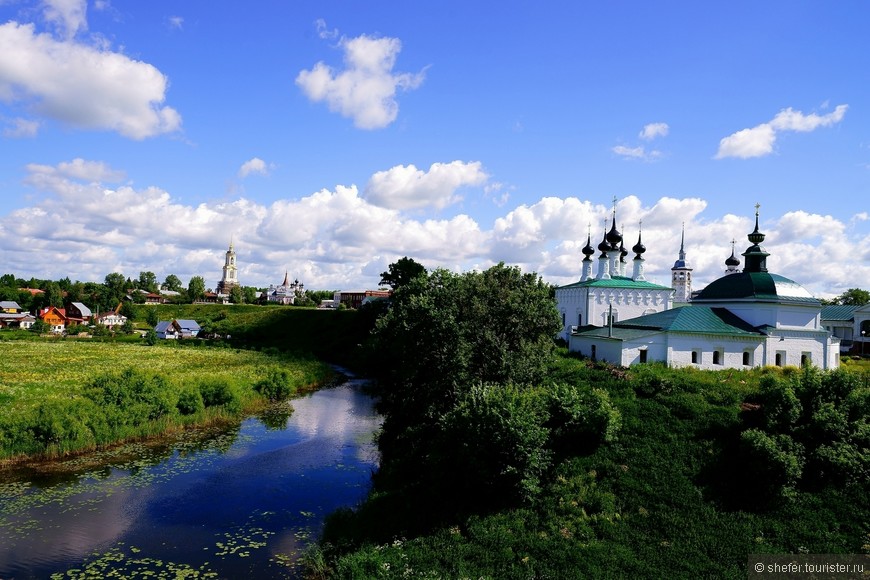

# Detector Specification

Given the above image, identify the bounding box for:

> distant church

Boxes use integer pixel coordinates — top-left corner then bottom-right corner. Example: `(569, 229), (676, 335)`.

(216, 240), (240, 296)
(557, 204), (840, 370)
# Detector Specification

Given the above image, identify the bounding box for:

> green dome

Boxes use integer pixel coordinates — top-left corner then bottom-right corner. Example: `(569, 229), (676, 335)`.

(694, 272), (818, 304)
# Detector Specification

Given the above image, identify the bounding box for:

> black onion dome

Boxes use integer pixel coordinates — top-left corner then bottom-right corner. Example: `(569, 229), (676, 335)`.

(582, 233), (595, 258)
(725, 247), (740, 267)
(619, 239), (628, 261)
(632, 232), (646, 256)
(605, 219), (622, 247)
(597, 227), (610, 254)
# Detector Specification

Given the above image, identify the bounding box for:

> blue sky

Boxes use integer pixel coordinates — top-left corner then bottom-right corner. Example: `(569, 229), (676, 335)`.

(1, 1), (868, 298)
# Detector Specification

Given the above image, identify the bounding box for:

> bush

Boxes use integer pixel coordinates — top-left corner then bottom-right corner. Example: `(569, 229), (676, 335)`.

(253, 368), (294, 401)
(86, 368), (176, 427)
(199, 378), (239, 411)
(740, 429), (804, 500)
(176, 386), (205, 415)
(438, 384), (552, 505)
(545, 382), (621, 452)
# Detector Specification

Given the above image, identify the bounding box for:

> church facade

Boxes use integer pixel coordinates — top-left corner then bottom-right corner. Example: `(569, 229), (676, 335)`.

(560, 207), (840, 370)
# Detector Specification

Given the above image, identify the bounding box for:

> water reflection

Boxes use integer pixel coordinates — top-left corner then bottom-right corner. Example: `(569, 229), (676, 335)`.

(0, 380), (381, 579)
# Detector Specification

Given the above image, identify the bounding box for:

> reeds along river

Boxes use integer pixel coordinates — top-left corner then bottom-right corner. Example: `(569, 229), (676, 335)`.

(0, 376), (382, 579)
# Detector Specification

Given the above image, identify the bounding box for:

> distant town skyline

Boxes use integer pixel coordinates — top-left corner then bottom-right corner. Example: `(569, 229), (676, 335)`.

(1, 1), (868, 298)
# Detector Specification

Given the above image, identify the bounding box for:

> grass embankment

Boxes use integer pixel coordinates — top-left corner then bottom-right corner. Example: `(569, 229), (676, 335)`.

(0, 340), (332, 463)
(316, 355), (870, 578)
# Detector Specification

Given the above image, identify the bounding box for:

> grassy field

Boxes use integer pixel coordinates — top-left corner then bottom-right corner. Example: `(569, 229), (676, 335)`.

(0, 339), (332, 461)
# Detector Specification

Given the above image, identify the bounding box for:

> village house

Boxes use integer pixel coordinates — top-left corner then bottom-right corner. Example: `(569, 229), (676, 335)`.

(0, 301), (35, 329)
(155, 319), (201, 340)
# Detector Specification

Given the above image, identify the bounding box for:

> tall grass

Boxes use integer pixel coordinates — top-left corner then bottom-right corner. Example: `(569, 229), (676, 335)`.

(0, 341), (332, 462)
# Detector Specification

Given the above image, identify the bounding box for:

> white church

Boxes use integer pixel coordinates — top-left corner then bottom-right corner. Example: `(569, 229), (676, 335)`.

(556, 206), (840, 370)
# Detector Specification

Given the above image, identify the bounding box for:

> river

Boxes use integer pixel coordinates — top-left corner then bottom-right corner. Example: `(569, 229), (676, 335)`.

(0, 376), (381, 579)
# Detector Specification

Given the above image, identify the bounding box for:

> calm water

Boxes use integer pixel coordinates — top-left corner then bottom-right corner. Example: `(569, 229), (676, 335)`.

(0, 377), (381, 579)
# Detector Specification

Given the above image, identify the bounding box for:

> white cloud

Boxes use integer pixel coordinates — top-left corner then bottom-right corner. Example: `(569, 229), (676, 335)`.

(639, 122), (669, 141)
(296, 33), (426, 129)
(0, 22), (181, 139)
(238, 157), (271, 178)
(315, 18), (338, 40)
(2, 159), (867, 299)
(167, 16), (184, 31)
(42, 0), (88, 39)
(364, 161), (488, 210)
(612, 145), (662, 161)
(3, 117), (40, 138)
(716, 105), (847, 159)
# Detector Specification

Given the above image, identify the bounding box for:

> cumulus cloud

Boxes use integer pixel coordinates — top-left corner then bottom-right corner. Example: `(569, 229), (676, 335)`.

(639, 122), (669, 140)
(0, 21), (181, 139)
(2, 159), (867, 300)
(238, 157), (271, 178)
(716, 105), (847, 159)
(364, 161), (488, 210)
(296, 32), (426, 129)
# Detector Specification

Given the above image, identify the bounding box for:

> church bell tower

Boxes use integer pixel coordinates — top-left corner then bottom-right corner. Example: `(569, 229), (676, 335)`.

(216, 240), (239, 295)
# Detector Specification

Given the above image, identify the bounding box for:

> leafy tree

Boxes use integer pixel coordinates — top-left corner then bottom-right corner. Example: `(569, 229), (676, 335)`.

(832, 287), (870, 306)
(229, 285), (244, 304)
(119, 301), (136, 321)
(162, 274), (183, 292)
(30, 319), (48, 334)
(137, 271), (159, 293)
(42, 282), (64, 309)
(0, 273), (16, 287)
(143, 328), (158, 346)
(379, 256), (427, 290)
(145, 308), (159, 327)
(104, 272), (127, 294)
(187, 276), (206, 303)
(121, 319), (135, 334)
(243, 286), (259, 304)
(369, 263), (561, 506)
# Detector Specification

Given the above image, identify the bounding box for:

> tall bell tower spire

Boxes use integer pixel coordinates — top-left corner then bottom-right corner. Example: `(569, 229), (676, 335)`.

(671, 223), (693, 302)
(216, 238), (240, 295)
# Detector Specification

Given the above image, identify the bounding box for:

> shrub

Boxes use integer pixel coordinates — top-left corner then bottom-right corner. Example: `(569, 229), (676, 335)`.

(740, 429), (804, 500)
(758, 374), (802, 432)
(85, 368), (176, 427)
(253, 368), (294, 401)
(199, 378), (239, 410)
(545, 382), (621, 452)
(176, 386), (205, 415)
(438, 384), (552, 505)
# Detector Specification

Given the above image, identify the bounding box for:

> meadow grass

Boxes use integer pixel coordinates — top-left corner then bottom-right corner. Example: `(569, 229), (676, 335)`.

(0, 340), (332, 461)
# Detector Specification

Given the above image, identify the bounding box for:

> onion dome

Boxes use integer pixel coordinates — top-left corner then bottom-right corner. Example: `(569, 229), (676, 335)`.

(582, 232), (596, 260)
(619, 238), (628, 262)
(725, 242), (741, 267)
(632, 231), (646, 257)
(605, 218), (622, 248)
(597, 224), (611, 256)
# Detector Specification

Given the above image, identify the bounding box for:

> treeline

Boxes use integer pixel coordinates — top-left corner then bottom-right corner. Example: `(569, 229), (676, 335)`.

(0, 271), (338, 314)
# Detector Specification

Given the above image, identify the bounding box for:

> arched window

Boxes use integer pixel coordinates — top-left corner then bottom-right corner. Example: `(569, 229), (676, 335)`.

(712, 350), (721, 365)
(742, 351), (751, 366)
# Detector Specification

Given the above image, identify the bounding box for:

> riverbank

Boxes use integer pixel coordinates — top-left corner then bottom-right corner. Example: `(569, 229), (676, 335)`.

(0, 340), (333, 464)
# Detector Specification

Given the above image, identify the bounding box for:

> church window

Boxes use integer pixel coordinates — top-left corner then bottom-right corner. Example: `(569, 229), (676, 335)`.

(801, 353), (811, 368)
(742, 351), (751, 366)
(561, 312), (565, 326)
(775, 352), (784, 367)
(639, 349), (648, 363)
(691, 350), (699, 364)
(578, 313), (582, 327)
(712, 350), (722, 365)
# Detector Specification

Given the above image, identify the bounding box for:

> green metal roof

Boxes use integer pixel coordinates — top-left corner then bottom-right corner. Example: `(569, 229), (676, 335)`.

(558, 275), (673, 291)
(572, 305), (764, 340)
(693, 272), (819, 304)
(820, 304), (860, 321)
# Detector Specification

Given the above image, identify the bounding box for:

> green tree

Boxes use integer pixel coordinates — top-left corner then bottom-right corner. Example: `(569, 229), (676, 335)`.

(229, 285), (244, 304)
(30, 319), (48, 334)
(379, 256), (427, 290)
(143, 328), (158, 346)
(243, 286), (259, 304)
(162, 274), (183, 292)
(104, 272), (127, 294)
(119, 301), (135, 321)
(145, 308), (159, 327)
(187, 276), (206, 303)
(832, 288), (870, 306)
(137, 271), (159, 293)
(42, 282), (64, 308)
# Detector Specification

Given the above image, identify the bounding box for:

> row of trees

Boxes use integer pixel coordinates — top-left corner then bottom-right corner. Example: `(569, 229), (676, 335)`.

(0, 272), (340, 314)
